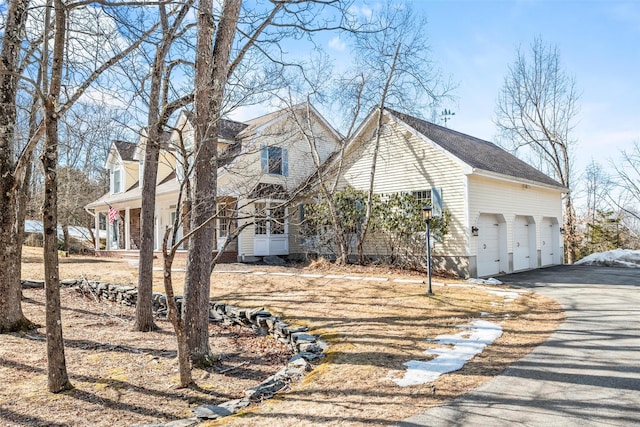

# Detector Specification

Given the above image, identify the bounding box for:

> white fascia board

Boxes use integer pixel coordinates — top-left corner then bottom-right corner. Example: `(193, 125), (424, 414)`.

(471, 169), (568, 193)
(104, 143), (121, 169)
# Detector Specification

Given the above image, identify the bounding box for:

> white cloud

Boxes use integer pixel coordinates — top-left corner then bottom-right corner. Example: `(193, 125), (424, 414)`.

(348, 5), (374, 20)
(328, 36), (346, 52)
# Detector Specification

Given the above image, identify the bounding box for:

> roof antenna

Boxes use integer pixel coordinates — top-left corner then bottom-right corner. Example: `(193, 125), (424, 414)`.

(441, 109), (455, 127)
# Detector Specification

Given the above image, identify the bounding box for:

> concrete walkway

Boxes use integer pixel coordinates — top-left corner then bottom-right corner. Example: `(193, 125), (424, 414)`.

(400, 265), (640, 427)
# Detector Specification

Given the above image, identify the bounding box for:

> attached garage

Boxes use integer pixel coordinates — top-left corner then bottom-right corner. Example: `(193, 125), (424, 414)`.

(513, 215), (536, 271)
(476, 214), (507, 277)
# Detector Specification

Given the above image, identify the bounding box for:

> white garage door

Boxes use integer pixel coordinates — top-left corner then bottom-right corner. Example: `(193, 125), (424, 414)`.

(513, 216), (532, 271)
(477, 214), (501, 277)
(540, 217), (554, 266)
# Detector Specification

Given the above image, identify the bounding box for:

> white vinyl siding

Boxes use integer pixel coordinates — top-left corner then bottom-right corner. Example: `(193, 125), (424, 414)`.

(341, 118), (467, 256)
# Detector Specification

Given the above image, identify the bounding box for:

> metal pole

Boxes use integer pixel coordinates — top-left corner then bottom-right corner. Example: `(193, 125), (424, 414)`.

(426, 218), (433, 295)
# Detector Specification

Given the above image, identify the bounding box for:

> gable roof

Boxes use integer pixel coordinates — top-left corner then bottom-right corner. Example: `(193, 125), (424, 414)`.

(113, 140), (137, 161)
(181, 111), (248, 141)
(385, 108), (566, 189)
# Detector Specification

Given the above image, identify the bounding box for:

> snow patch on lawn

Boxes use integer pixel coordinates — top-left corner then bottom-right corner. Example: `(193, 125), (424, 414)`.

(467, 277), (503, 285)
(391, 319), (503, 387)
(485, 289), (521, 302)
(575, 249), (640, 268)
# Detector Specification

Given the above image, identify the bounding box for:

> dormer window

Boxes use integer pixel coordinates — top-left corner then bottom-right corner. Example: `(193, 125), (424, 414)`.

(111, 165), (122, 193)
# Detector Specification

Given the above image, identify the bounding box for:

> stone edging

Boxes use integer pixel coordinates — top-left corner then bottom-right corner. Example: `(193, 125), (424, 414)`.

(21, 278), (327, 425)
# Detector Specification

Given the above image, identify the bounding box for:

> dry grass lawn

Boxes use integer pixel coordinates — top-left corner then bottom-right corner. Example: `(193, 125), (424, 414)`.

(4, 247), (564, 426)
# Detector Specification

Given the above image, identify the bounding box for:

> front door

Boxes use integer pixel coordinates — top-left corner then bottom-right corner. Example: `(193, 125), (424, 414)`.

(253, 202), (289, 256)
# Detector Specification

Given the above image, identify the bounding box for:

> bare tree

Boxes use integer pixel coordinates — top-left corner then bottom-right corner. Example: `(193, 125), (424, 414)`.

(0, 0), (159, 334)
(41, 0), (73, 392)
(611, 142), (640, 237)
(135, 0), (195, 333)
(0, 0), (33, 333)
(584, 161), (613, 226)
(185, 0), (242, 366)
(495, 37), (580, 263)
(338, 3), (450, 263)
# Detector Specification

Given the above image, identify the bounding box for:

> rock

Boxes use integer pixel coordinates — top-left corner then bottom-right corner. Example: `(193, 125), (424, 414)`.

(61, 279), (77, 286)
(290, 332), (317, 344)
(263, 255), (286, 266)
(193, 405), (232, 419)
(297, 351), (324, 361)
(287, 354), (311, 369)
(298, 342), (323, 353)
(219, 398), (250, 413)
(287, 326), (309, 334)
(245, 376), (287, 401)
(248, 307), (270, 321)
(21, 279), (45, 289)
(256, 315), (271, 329)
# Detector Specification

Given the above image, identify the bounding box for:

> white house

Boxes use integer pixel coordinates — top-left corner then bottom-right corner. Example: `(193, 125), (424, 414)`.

(85, 104), (342, 261)
(335, 108), (567, 278)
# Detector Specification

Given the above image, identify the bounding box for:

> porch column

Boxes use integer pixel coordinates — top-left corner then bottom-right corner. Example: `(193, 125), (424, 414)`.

(94, 210), (100, 250)
(125, 208), (131, 250)
(106, 212), (111, 250)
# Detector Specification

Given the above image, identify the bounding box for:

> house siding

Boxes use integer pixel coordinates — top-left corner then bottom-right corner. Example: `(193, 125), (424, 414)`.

(341, 117), (468, 258)
(123, 162), (138, 190)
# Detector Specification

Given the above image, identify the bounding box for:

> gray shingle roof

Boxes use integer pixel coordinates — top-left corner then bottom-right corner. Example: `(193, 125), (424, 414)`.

(182, 111), (248, 141)
(386, 109), (565, 189)
(113, 140), (137, 161)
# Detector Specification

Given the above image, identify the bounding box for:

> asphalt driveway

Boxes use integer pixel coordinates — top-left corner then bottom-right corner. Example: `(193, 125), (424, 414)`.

(400, 265), (640, 426)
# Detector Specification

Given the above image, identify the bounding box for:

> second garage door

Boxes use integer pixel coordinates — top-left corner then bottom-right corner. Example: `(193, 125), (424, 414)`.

(513, 216), (534, 271)
(477, 214), (501, 277)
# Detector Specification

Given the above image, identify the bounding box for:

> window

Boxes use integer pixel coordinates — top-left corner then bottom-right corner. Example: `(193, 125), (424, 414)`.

(412, 189), (431, 206)
(255, 202), (267, 235)
(271, 205), (285, 235)
(254, 202), (287, 235)
(261, 145), (288, 176)
(112, 166), (122, 193)
(412, 188), (443, 218)
(218, 203), (229, 238)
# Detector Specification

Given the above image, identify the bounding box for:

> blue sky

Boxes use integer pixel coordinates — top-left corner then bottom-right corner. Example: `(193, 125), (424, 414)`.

(232, 0), (639, 183)
(402, 0), (640, 178)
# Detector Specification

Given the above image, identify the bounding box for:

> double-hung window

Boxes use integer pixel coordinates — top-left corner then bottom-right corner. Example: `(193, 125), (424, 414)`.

(261, 145), (288, 176)
(112, 166), (122, 193)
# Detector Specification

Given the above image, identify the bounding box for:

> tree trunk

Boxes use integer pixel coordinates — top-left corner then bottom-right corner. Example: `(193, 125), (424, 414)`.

(162, 229), (193, 388)
(185, 0), (241, 366)
(135, 126), (160, 331)
(136, 0), (193, 333)
(357, 43), (401, 264)
(41, 0), (72, 393)
(0, 0), (33, 333)
(564, 193), (577, 264)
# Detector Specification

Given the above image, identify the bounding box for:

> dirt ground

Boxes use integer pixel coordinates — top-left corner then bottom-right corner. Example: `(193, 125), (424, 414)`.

(2, 247), (565, 426)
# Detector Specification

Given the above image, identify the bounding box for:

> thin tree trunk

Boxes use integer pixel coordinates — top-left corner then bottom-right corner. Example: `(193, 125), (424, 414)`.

(42, 0), (72, 393)
(136, 2), (192, 332)
(357, 43), (401, 264)
(0, 0), (33, 333)
(162, 228), (193, 388)
(185, 0), (241, 366)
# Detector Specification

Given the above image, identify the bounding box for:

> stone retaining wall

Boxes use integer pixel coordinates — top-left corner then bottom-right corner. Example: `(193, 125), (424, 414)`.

(22, 278), (327, 425)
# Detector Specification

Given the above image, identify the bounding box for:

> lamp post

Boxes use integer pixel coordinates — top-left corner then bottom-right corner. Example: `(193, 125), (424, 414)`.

(422, 205), (433, 295)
